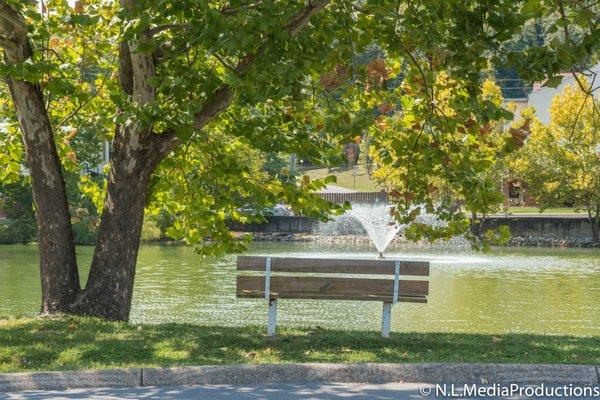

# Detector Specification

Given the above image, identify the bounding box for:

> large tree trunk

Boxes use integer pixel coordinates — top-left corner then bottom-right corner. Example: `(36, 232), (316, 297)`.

(69, 36), (167, 320)
(72, 126), (161, 320)
(1, 13), (80, 314)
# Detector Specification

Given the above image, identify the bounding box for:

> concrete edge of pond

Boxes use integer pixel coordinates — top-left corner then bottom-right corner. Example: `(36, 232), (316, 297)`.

(1, 363), (599, 392)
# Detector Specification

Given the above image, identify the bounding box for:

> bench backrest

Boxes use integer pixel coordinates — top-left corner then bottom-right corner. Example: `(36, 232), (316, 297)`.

(236, 256), (429, 303)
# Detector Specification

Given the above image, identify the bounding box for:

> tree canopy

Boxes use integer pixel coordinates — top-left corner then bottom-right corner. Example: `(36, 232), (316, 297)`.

(513, 83), (600, 241)
(0, 0), (598, 320)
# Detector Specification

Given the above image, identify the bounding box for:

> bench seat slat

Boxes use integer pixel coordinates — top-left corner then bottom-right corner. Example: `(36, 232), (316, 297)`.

(236, 276), (428, 302)
(238, 291), (427, 303)
(237, 256), (429, 276)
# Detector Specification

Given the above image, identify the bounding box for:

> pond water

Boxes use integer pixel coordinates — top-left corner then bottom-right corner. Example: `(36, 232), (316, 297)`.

(1, 242), (599, 335)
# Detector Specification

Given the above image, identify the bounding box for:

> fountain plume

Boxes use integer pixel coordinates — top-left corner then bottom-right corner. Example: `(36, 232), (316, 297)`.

(347, 204), (402, 255)
(315, 203), (463, 256)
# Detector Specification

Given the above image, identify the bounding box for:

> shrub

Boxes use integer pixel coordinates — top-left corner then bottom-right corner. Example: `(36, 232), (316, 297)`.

(72, 219), (98, 245)
(141, 218), (162, 242)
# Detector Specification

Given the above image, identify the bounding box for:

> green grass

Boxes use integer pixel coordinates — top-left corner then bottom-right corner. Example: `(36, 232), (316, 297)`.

(298, 169), (587, 214)
(301, 168), (589, 215)
(502, 207), (585, 215)
(1, 316), (598, 372)
(304, 166), (379, 192)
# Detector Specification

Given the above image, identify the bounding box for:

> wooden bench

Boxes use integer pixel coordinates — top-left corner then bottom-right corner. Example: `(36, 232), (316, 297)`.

(236, 256), (430, 337)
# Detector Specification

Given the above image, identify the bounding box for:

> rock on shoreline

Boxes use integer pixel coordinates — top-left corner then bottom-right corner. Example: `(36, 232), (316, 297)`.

(508, 236), (598, 248)
(247, 232), (599, 248)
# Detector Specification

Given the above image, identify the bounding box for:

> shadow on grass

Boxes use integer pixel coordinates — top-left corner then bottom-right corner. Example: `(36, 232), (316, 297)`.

(1, 316), (599, 372)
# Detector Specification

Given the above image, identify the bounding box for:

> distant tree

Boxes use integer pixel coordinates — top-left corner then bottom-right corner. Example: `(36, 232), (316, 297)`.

(493, 14), (594, 100)
(263, 153), (297, 185)
(367, 79), (514, 246)
(0, 181), (35, 244)
(358, 134), (374, 178)
(512, 84), (600, 243)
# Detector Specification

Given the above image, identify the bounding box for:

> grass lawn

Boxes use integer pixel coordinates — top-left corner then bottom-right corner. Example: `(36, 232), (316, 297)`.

(1, 316), (599, 373)
(296, 169), (587, 216)
(300, 168), (588, 216)
(304, 166), (380, 192)
(503, 207), (585, 215)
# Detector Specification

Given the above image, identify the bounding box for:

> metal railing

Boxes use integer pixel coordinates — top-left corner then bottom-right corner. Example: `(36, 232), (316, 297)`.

(317, 192), (388, 204)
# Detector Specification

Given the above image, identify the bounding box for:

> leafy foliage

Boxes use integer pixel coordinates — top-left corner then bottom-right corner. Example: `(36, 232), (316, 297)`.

(512, 83), (600, 240)
(0, 175), (103, 245)
(365, 78), (515, 247)
(149, 129), (341, 255)
(0, 0), (599, 254)
(0, 181), (36, 244)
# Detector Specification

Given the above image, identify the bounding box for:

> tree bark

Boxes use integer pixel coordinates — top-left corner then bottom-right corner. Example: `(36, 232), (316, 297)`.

(72, 125), (163, 320)
(590, 206), (599, 244)
(1, 10), (80, 314)
(69, 35), (167, 320)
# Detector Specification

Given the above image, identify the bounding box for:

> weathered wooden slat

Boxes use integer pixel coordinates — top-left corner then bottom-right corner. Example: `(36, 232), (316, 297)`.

(236, 276), (428, 301)
(238, 292), (426, 302)
(237, 256), (429, 276)
(238, 291), (426, 302)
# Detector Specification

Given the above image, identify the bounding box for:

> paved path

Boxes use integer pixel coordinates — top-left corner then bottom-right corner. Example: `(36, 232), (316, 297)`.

(2, 383), (599, 400)
(0, 383), (421, 399)
(318, 185), (357, 193)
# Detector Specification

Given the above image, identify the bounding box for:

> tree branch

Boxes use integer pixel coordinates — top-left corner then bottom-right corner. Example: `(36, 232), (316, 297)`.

(556, 0), (574, 46)
(212, 52), (237, 74)
(147, 23), (189, 38)
(157, 0), (330, 156)
(0, 1), (26, 39)
(0, 34), (13, 48)
(286, 0), (329, 36)
(121, 0), (156, 106)
(128, 39), (156, 106)
(220, 1), (262, 16)
(0, 1), (27, 52)
(197, 0), (330, 125)
(56, 64), (114, 130)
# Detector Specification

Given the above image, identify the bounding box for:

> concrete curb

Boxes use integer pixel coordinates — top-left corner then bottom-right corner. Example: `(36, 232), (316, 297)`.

(1, 363), (599, 392)
(0, 368), (140, 392)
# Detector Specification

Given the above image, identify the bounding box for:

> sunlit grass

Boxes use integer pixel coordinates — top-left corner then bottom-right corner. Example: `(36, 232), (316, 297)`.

(304, 166), (379, 192)
(0, 316), (598, 372)
(297, 169), (587, 216)
(503, 207), (585, 214)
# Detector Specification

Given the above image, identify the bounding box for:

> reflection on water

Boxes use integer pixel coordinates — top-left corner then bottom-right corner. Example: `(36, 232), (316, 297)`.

(1, 242), (599, 335)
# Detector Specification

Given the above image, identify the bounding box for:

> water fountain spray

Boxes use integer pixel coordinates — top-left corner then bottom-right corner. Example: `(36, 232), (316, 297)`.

(347, 204), (402, 258)
(315, 203), (463, 257)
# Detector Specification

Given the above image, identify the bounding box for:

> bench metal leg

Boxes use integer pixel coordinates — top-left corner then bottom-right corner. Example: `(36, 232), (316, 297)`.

(267, 298), (277, 336)
(381, 302), (392, 337)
